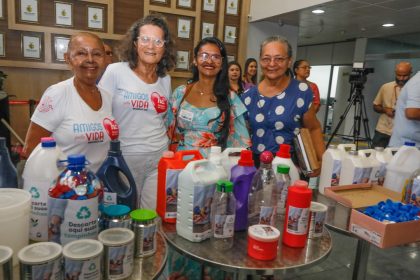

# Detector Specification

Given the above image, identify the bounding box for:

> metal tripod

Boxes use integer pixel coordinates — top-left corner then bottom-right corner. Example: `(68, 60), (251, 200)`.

(326, 82), (372, 150)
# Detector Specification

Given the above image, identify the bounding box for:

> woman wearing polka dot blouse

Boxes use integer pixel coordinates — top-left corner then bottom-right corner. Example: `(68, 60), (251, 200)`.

(241, 36), (324, 175)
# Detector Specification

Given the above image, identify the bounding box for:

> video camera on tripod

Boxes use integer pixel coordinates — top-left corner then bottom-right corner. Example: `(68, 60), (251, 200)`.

(349, 67), (374, 86)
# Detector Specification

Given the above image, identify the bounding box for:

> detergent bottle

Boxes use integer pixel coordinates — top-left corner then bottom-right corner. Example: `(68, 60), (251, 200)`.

(272, 144), (299, 184)
(358, 149), (381, 184)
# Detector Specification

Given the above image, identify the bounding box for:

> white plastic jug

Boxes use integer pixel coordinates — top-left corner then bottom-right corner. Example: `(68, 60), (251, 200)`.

(384, 142), (420, 196)
(339, 151), (373, 185)
(358, 149), (381, 185)
(176, 159), (226, 242)
(319, 145), (343, 194)
(272, 144), (299, 184)
(208, 146), (228, 180)
(337, 143), (356, 154)
(221, 147), (246, 180)
(374, 147), (393, 186)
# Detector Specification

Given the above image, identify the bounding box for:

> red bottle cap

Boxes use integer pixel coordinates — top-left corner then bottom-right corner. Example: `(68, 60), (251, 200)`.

(260, 151), (273, 164)
(293, 180), (308, 188)
(238, 150), (254, 166)
(276, 144), (291, 158)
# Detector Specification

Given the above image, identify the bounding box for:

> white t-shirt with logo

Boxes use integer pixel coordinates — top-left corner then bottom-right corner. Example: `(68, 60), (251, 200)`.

(99, 62), (171, 153)
(31, 77), (116, 172)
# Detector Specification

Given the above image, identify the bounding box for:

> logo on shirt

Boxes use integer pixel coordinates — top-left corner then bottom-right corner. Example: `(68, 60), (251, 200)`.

(73, 122), (104, 143)
(37, 96), (53, 113)
(122, 90), (149, 111)
(151, 92), (168, 114)
(103, 118), (119, 140)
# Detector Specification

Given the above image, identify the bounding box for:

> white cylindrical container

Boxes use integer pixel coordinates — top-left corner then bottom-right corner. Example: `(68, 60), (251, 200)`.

(319, 145), (343, 194)
(358, 149), (381, 184)
(0, 188), (31, 265)
(339, 151), (373, 185)
(130, 209), (158, 257)
(63, 239), (103, 280)
(221, 147), (245, 180)
(0, 245), (13, 280)
(18, 242), (63, 280)
(98, 228), (135, 279)
(308, 202), (328, 239)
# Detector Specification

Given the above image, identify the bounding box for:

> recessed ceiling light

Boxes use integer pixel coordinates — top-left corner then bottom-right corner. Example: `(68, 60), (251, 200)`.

(382, 23), (394, 27)
(312, 9), (325, 14)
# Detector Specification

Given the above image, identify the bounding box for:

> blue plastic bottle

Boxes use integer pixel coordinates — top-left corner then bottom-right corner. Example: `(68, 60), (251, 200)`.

(96, 140), (137, 210)
(230, 150), (256, 231)
(0, 137), (17, 188)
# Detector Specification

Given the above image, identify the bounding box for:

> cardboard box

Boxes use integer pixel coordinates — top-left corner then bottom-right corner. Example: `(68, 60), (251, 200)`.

(325, 183), (420, 248)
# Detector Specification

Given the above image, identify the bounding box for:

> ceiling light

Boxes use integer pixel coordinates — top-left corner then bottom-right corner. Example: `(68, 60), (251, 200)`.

(312, 9), (325, 14)
(382, 23), (394, 27)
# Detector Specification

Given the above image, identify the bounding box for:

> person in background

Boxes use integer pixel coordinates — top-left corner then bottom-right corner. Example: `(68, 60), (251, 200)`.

(167, 37), (250, 158)
(23, 32), (116, 172)
(389, 69), (420, 147)
(99, 14), (176, 209)
(241, 36), (324, 174)
(97, 43), (114, 83)
(242, 57), (258, 91)
(228, 61), (244, 95)
(372, 61), (412, 148)
(293, 59), (321, 113)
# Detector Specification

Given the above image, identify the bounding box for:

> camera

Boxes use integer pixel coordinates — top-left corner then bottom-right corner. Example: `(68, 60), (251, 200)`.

(349, 67), (374, 86)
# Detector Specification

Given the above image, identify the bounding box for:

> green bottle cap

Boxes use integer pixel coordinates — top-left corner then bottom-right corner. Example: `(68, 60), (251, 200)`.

(216, 180), (233, 193)
(130, 209), (157, 221)
(277, 164), (290, 174)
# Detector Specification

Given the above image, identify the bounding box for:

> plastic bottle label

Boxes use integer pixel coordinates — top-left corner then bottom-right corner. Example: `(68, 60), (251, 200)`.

(48, 197), (99, 245)
(259, 206), (275, 225)
(278, 187), (288, 213)
(192, 184), (215, 236)
(352, 167), (373, 184)
(286, 206), (310, 235)
(106, 242), (134, 278)
(331, 160), (341, 186)
(165, 169), (181, 219)
(103, 192), (117, 205)
(214, 214), (234, 238)
(27, 179), (52, 241)
(65, 256), (102, 280)
(134, 223), (156, 256)
(20, 258), (62, 280)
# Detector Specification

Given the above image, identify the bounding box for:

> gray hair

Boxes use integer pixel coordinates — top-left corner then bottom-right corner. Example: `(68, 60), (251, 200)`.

(259, 36), (293, 58)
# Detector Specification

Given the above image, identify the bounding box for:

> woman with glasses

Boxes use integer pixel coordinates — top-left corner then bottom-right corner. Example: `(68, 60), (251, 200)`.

(293, 59), (321, 113)
(242, 57), (258, 91)
(167, 37), (250, 157)
(241, 36), (324, 173)
(228, 61), (244, 95)
(99, 14), (176, 209)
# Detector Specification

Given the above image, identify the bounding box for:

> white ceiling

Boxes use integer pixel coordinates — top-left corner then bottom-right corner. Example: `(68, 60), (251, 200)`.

(263, 0), (420, 46)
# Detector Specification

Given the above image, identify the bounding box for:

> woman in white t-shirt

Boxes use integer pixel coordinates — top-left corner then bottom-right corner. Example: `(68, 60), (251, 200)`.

(23, 32), (118, 172)
(99, 14), (176, 209)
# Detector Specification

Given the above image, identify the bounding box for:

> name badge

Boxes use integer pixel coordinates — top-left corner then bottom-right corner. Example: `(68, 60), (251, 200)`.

(179, 108), (194, 122)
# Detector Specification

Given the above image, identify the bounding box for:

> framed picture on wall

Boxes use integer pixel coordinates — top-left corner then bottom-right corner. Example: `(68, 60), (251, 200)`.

(151, 0), (168, 3)
(0, 33), (5, 57)
(224, 26), (237, 44)
(227, 55), (235, 63)
(177, 18), (191, 39)
(176, 50), (190, 70)
(22, 34), (41, 59)
(20, 0), (39, 23)
(202, 22), (214, 39)
(0, 0), (4, 19)
(55, 2), (73, 27)
(177, 0), (192, 8)
(203, 0), (217, 12)
(54, 36), (69, 62)
(226, 0), (239, 15)
(87, 6), (104, 30)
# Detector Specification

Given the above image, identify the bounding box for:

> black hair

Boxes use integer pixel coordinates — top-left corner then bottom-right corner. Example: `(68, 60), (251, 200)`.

(191, 37), (231, 149)
(228, 61), (244, 95)
(243, 58), (258, 84)
(293, 59), (307, 77)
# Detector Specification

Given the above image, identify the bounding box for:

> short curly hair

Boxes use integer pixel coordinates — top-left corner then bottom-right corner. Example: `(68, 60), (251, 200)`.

(117, 14), (176, 77)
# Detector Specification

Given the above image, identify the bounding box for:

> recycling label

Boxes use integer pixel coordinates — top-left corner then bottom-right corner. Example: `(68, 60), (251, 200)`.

(48, 197), (99, 245)
(26, 180), (50, 241)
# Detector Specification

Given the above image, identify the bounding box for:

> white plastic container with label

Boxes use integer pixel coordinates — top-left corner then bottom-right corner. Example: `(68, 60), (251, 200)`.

(373, 147), (393, 186)
(339, 151), (373, 185)
(208, 146), (228, 180)
(337, 143), (356, 153)
(221, 147), (245, 180)
(384, 142), (420, 196)
(319, 145), (343, 194)
(272, 144), (300, 185)
(176, 159), (226, 242)
(358, 149), (381, 184)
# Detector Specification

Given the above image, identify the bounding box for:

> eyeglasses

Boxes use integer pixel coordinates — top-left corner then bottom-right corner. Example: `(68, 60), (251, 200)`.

(197, 52), (223, 63)
(137, 35), (166, 48)
(260, 56), (290, 65)
(298, 66), (311, 70)
(105, 51), (113, 56)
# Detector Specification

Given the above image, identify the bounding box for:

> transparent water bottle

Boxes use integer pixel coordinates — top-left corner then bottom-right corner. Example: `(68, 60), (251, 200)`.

(248, 151), (277, 227)
(0, 137), (17, 188)
(275, 164), (291, 225)
(211, 180), (236, 250)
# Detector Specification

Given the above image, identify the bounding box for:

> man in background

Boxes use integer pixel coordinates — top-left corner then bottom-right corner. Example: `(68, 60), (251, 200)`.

(372, 61), (412, 148)
(104, 43), (114, 67)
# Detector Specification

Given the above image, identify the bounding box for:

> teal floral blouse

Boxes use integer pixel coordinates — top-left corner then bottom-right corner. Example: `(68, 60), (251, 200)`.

(167, 84), (251, 157)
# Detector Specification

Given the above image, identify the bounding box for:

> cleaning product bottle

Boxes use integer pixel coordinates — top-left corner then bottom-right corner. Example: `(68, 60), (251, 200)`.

(221, 147), (246, 180)
(318, 145), (343, 194)
(0, 137), (17, 188)
(208, 146), (228, 180)
(230, 150), (256, 231)
(275, 164), (291, 226)
(22, 137), (64, 241)
(384, 142), (420, 195)
(374, 147), (393, 186)
(210, 180), (236, 250)
(48, 154), (103, 245)
(248, 151), (277, 227)
(157, 150), (202, 223)
(96, 140), (137, 210)
(403, 168), (420, 205)
(272, 144), (299, 184)
(358, 149), (381, 184)
(339, 150), (373, 185)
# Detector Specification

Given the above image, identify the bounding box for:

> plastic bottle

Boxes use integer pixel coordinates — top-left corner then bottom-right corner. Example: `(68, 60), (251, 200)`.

(374, 147), (393, 186)
(318, 145), (343, 194)
(384, 142), (420, 195)
(221, 147), (246, 180)
(157, 150), (202, 223)
(211, 180), (236, 250)
(337, 143), (356, 154)
(403, 168), (420, 205)
(275, 164), (291, 225)
(48, 154), (103, 245)
(22, 137), (64, 242)
(339, 150), (373, 185)
(176, 159), (225, 242)
(96, 140), (137, 210)
(231, 150), (257, 231)
(272, 144), (299, 184)
(208, 146), (228, 180)
(248, 151), (277, 227)
(0, 137), (17, 188)
(358, 149), (381, 184)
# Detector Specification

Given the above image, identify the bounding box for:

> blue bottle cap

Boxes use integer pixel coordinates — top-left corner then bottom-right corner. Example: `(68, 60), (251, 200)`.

(403, 141), (415, 146)
(41, 137), (56, 148)
(103, 204), (131, 217)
